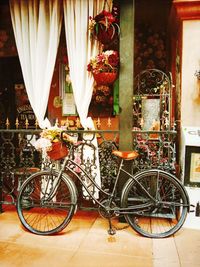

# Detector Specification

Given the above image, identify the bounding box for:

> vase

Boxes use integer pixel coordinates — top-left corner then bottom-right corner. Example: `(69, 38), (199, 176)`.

(93, 72), (118, 85)
(47, 141), (68, 161)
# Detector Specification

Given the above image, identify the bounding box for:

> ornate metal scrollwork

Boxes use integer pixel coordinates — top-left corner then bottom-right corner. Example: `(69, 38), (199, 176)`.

(0, 129), (120, 207)
(132, 69), (176, 174)
(98, 140), (119, 191)
(133, 69), (172, 131)
(132, 131), (177, 173)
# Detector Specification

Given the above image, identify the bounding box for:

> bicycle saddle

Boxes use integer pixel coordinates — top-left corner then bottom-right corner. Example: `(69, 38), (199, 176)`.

(112, 150), (139, 160)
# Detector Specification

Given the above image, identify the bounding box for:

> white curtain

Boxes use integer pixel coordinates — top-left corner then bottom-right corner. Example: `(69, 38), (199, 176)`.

(63, 0), (112, 128)
(9, 0), (63, 128)
(63, 0), (112, 197)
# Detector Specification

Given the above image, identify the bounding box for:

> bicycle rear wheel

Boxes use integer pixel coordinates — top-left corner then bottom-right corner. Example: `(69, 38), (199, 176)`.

(17, 170), (77, 235)
(121, 170), (189, 238)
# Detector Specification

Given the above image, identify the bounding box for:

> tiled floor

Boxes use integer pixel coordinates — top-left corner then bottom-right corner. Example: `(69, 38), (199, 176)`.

(0, 206), (200, 267)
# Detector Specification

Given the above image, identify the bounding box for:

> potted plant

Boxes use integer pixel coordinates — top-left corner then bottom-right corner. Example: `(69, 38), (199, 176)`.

(89, 10), (120, 45)
(34, 126), (74, 160)
(87, 50), (119, 85)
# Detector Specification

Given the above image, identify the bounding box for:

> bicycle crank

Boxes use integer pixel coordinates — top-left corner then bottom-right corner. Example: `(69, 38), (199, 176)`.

(98, 199), (118, 219)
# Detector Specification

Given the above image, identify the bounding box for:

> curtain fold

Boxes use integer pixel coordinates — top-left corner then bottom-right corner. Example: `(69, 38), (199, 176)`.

(9, 0), (63, 128)
(63, 0), (112, 197)
(63, 0), (112, 128)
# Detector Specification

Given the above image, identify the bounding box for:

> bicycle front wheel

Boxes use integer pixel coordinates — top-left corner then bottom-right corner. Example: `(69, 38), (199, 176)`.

(17, 170), (77, 235)
(121, 170), (189, 238)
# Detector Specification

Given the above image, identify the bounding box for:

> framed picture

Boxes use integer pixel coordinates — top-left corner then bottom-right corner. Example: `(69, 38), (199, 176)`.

(59, 63), (77, 116)
(59, 63), (118, 118)
(184, 146), (200, 186)
(142, 97), (160, 130)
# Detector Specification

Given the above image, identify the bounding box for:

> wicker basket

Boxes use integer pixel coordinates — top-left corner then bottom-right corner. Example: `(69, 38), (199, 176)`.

(47, 141), (68, 160)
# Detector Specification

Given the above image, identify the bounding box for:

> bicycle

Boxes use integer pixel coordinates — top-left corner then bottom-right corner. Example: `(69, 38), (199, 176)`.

(16, 135), (190, 238)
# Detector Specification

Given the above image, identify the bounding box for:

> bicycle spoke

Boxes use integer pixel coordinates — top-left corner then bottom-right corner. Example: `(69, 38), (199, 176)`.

(17, 171), (77, 235)
(121, 170), (188, 238)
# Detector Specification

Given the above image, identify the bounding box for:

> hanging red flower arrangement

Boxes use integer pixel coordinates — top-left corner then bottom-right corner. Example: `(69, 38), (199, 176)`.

(89, 10), (120, 45)
(87, 50), (119, 85)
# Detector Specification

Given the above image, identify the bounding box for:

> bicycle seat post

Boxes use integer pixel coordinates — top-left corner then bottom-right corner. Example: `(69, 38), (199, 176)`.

(109, 158), (124, 200)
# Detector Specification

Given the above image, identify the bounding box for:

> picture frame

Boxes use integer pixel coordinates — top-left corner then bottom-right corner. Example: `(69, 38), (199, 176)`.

(184, 146), (200, 186)
(59, 63), (77, 116)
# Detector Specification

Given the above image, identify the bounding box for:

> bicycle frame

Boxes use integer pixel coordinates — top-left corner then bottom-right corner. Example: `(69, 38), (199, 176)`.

(46, 150), (156, 215)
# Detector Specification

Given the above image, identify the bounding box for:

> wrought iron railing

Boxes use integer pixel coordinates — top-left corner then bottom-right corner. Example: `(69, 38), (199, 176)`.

(0, 128), (177, 211)
(0, 129), (120, 209)
(132, 130), (177, 173)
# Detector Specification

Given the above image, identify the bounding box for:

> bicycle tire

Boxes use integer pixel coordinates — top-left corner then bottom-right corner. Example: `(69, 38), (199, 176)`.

(121, 169), (189, 238)
(17, 170), (77, 235)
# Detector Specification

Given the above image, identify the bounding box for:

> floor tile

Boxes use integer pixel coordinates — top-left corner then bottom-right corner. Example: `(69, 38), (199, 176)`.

(0, 208), (200, 267)
(0, 241), (74, 267)
(67, 250), (153, 267)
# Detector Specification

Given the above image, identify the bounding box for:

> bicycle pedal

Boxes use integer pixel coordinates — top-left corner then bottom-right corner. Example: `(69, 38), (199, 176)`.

(107, 228), (116, 235)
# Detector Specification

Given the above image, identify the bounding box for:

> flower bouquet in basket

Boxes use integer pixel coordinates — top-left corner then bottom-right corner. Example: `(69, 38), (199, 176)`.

(34, 127), (74, 161)
(89, 10), (120, 45)
(87, 50), (119, 85)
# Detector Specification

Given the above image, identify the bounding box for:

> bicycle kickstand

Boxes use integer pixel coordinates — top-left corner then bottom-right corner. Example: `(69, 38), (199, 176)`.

(107, 218), (116, 235)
